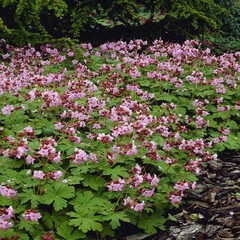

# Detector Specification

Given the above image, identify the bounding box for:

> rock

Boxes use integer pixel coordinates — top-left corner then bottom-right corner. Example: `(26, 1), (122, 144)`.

(169, 224), (204, 240)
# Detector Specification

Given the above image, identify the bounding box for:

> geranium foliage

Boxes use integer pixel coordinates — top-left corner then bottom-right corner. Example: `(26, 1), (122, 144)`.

(0, 39), (239, 239)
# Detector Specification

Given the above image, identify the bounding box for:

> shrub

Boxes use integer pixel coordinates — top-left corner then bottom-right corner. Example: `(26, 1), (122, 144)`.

(0, 0), (230, 47)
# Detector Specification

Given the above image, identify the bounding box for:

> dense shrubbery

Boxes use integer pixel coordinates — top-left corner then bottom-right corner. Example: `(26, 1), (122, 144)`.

(208, 0), (240, 53)
(0, 0), (233, 48)
(0, 39), (239, 239)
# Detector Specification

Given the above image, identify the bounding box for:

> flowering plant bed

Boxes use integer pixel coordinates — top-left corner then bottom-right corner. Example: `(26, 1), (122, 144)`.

(0, 39), (239, 239)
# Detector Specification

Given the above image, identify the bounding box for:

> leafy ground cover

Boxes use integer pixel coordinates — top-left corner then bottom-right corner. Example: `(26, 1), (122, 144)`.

(0, 39), (239, 239)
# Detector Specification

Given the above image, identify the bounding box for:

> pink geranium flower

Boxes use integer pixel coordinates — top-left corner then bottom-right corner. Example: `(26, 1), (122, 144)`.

(1, 105), (15, 115)
(33, 170), (45, 180)
(22, 210), (41, 221)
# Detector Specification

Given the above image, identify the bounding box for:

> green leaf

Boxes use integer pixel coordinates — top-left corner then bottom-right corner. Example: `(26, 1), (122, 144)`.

(0, 229), (17, 238)
(151, 105), (162, 117)
(18, 218), (43, 236)
(139, 80), (151, 87)
(227, 120), (239, 130)
(19, 188), (42, 208)
(69, 216), (103, 233)
(16, 233), (30, 240)
(0, 196), (11, 206)
(42, 212), (54, 229)
(69, 191), (112, 213)
(138, 213), (166, 234)
(43, 182), (75, 211)
(214, 142), (225, 152)
(28, 139), (40, 150)
(155, 92), (177, 102)
(82, 174), (106, 190)
(199, 90), (215, 97)
(104, 211), (130, 229)
(185, 172), (198, 182)
(152, 134), (165, 147)
(18, 219), (35, 232)
(102, 166), (129, 180)
(57, 221), (86, 239)
(223, 134), (240, 150)
(17, 218), (44, 237)
(53, 196), (68, 211)
(215, 111), (231, 120)
(69, 191), (94, 206)
(167, 213), (177, 222)
(58, 138), (75, 153)
(68, 206), (103, 233)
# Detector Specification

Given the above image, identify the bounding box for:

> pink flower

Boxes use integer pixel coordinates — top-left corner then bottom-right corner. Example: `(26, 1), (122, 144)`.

(1, 105), (15, 115)
(0, 186), (17, 198)
(132, 201), (145, 211)
(106, 178), (125, 191)
(24, 126), (34, 134)
(191, 182), (197, 189)
(130, 164), (142, 175)
(92, 123), (102, 129)
(38, 145), (56, 157)
(97, 133), (114, 143)
(222, 128), (230, 135)
(196, 116), (204, 128)
(150, 174), (159, 187)
(54, 122), (64, 130)
(185, 158), (202, 174)
(72, 59), (78, 65)
(6, 135), (15, 143)
(0, 207), (14, 230)
(52, 152), (61, 163)
(22, 210), (41, 221)
(126, 142), (138, 156)
(33, 170), (45, 180)
(123, 197), (146, 211)
(2, 53), (10, 59)
(69, 135), (81, 143)
(163, 143), (172, 151)
(174, 181), (190, 195)
(129, 174), (143, 187)
(52, 171), (63, 180)
(142, 188), (155, 197)
(129, 67), (141, 78)
(73, 148), (88, 164)
(67, 51), (74, 57)
(235, 105), (240, 111)
(123, 197), (132, 206)
(89, 153), (98, 162)
(2, 149), (10, 157)
(26, 155), (35, 165)
(169, 193), (182, 204)
(16, 146), (29, 159)
(111, 145), (121, 153)
(0, 219), (12, 230)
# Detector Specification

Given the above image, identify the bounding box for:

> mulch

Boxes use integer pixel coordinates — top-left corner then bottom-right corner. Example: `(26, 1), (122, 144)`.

(121, 150), (240, 240)
(154, 150), (240, 240)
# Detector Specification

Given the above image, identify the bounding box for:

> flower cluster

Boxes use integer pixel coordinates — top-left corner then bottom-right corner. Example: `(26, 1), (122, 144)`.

(0, 206), (14, 230)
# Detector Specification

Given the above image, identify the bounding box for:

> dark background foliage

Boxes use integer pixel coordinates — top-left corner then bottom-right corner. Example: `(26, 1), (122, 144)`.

(0, 0), (239, 52)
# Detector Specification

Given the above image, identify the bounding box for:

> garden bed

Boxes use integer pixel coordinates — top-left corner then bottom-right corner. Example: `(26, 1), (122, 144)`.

(0, 39), (239, 239)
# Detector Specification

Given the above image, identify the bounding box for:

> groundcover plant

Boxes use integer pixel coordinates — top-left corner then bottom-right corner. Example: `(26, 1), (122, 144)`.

(0, 39), (239, 239)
